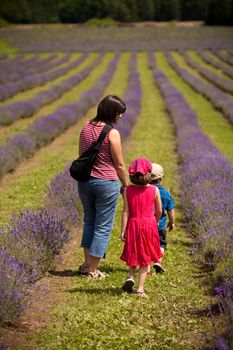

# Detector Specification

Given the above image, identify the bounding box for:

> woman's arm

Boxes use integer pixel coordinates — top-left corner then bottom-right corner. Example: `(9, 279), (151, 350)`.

(155, 187), (162, 223)
(109, 129), (128, 188)
(120, 190), (129, 241)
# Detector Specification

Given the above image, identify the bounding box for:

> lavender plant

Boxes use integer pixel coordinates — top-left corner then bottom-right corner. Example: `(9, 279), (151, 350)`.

(0, 53), (84, 102)
(115, 52), (142, 139)
(46, 167), (80, 227)
(1, 27), (233, 52)
(0, 53), (91, 126)
(150, 53), (233, 347)
(0, 247), (29, 325)
(0, 53), (67, 84)
(0, 209), (69, 279)
(165, 52), (233, 124)
(212, 50), (233, 67)
(182, 52), (233, 94)
(197, 51), (233, 80)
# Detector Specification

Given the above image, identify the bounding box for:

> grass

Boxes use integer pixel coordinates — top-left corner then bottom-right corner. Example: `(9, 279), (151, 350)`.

(0, 39), (18, 55)
(156, 51), (233, 165)
(26, 52), (216, 350)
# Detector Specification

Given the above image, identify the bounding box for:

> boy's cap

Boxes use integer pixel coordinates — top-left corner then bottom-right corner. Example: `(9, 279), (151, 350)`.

(128, 158), (152, 175)
(151, 163), (164, 179)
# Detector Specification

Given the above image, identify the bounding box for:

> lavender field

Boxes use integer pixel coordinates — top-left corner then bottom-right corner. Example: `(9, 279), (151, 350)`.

(0, 26), (233, 350)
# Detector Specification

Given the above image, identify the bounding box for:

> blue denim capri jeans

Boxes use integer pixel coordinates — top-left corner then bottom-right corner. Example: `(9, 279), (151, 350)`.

(78, 177), (119, 258)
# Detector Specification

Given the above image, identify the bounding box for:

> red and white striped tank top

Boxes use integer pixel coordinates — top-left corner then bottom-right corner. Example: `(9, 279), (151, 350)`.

(79, 121), (118, 180)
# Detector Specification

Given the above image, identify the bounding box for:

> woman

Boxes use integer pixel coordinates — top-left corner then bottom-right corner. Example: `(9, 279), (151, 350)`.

(78, 95), (128, 278)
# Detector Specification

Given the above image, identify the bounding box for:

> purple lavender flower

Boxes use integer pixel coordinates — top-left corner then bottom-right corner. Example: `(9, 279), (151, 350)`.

(0, 247), (29, 325)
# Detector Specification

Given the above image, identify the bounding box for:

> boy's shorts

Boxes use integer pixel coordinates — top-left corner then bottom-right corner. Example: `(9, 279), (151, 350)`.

(158, 228), (167, 249)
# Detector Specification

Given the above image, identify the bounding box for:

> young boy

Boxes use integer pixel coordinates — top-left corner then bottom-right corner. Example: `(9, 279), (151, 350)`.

(151, 163), (175, 273)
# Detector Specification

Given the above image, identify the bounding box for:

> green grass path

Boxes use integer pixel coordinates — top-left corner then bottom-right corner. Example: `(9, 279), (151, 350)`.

(28, 52), (216, 350)
(156, 52), (233, 165)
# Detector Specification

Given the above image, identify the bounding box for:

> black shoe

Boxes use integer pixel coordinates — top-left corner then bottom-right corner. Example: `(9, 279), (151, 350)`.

(153, 262), (165, 273)
(122, 278), (135, 293)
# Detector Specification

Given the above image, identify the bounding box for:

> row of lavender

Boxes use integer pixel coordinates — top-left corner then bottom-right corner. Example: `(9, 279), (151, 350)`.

(0, 53), (61, 84)
(182, 53), (233, 94)
(1, 27), (233, 52)
(0, 53), (74, 101)
(148, 52), (233, 349)
(197, 51), (233, 80)
(0, 53), (91, 126)
(0, 52), (142, 327)
(1, 49), (232, 128)
(0, 53), (105, 177)
(165, 52), (233, 124)
(213, 51), (233, 68)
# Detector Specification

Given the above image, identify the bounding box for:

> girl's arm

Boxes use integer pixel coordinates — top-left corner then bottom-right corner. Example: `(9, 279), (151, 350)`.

(120, 190), (129, 241)
(155, 187), (162, 223)
(109, 129), (128, 188)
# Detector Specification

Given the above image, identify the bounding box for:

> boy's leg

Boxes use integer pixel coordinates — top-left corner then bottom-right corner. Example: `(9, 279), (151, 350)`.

(159, 228), (167, 260)
(153, 229), (166, 273)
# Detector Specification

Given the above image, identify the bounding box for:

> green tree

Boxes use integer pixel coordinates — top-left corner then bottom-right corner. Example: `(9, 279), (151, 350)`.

(137, 0), (155, 21)
(205, 0), (233, 25)
(181, 0), (204, 20)
(0, 0), (31, 23)
(154, 0), (181, 21)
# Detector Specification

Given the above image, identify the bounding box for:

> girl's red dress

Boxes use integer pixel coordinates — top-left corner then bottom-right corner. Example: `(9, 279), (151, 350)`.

(120, 185), (162, 266)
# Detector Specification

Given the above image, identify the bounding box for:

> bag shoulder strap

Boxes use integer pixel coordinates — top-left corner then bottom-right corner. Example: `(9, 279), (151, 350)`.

(95, 124), (112, 146)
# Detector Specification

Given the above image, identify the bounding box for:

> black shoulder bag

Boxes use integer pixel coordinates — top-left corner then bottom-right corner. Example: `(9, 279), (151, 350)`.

(69, 124), (112, 182)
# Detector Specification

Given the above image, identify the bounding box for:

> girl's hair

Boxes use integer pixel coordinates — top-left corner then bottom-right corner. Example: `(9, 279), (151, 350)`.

(92, 95), (126, 124)
(130, 173), (152, 186)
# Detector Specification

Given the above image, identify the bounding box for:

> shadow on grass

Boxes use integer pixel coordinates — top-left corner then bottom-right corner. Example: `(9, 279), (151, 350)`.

(67, 286), (124, 296)
(170, 237), (196, 248)
(48, 265), (128, 277)
(191, 302), (222, 317)
(48, 269), (80, 277)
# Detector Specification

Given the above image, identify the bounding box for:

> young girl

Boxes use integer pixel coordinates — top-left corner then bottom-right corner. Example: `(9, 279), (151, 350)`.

(120, 158), (162, 296)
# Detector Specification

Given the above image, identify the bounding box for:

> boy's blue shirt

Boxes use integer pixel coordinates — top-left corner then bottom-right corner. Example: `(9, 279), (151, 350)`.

(152, 183), (175, 231)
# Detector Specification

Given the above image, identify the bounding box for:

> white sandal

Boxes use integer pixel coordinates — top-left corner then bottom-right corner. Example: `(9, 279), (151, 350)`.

(87, 270), (107, 279)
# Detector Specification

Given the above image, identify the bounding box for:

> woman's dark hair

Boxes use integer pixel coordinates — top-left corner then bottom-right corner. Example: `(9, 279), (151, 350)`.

(93, 95), (126, 124)
(130, 173), (152, 186)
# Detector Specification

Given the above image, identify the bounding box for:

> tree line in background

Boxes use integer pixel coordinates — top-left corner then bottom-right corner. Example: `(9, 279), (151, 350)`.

(0, 0), (232, 25)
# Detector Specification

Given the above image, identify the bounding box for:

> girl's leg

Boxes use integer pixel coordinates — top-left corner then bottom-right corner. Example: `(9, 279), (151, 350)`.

(137, 266), (149, 292)
(122, 266), (136, 292)
(159, 247), (165, 262)
(129, 266), (136, 279)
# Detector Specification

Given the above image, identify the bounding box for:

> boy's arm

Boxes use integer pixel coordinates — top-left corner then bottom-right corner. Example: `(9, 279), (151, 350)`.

(167, 209), (175, 231)
(120, 191), (129, 241)
(155, 187), (162, 223)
